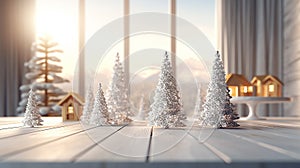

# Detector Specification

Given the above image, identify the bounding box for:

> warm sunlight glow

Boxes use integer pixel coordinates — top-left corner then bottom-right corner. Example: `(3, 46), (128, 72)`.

(35, 7), (76, 46)
(35, 0), (215, 93)
(35, 0), (78, 91)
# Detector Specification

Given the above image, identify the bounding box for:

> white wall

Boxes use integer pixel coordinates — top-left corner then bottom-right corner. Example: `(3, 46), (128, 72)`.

(284, 0), (300, 117)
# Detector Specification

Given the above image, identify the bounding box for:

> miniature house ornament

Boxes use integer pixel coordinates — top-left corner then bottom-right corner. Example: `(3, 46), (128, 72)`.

(251, 75), (283, 97)
(58, 92), (84, 121)
(225, 73), (253, 97)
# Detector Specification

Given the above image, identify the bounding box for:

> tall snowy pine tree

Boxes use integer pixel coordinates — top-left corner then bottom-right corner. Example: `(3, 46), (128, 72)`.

(148, 52), (185, 128)
(90, 83), (110, 126)
(220, 87), (240, 128)
(80, 85), (94, 124)
(107, 53), (132, 125)
(17, 35), (69, 115)
(23, 89), (43, 127)
(200, 51), (227, 128)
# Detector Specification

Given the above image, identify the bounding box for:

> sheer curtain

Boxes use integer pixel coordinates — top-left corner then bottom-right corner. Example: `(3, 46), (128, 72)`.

(0, 0), (35, 116)
(217, 0), (284, 117)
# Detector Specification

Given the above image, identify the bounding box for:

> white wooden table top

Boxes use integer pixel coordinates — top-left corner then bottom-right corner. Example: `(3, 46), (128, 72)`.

(0, 117), (300, 168)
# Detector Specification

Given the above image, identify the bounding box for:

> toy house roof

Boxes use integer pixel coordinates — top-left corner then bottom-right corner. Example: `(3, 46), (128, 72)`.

(57, 92), (84, 106)
(226, 73), (252, 86)
(251, 75), (283, 85)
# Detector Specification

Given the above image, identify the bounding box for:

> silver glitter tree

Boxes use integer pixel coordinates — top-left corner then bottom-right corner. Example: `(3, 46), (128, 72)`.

(90, 83), (110, 126)
(148, 52), (185, 129)
(23, 89), (43, 127)
(200, 51), (227, 128)
(106, 53), (132, 125)
(80, 85), (94, 124)
(220, 87), (240, 128)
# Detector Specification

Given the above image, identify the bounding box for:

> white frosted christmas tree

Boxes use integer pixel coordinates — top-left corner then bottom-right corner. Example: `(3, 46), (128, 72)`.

(23, 89), (43, 127)
(106, 53), (132, 125)
(136, 95), (146, 121)
(200, 51), (227, 128)
(80, 85), (94, 124)
(220, 87), (240, 128)
(90, 83), (110, 126)
(148, 52), (185, 129)
(194, 85), (202, 118)
(17, 35), (69, 115)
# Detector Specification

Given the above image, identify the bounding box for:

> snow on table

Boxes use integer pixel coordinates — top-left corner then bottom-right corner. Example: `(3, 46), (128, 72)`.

(0, 117), (299, 168)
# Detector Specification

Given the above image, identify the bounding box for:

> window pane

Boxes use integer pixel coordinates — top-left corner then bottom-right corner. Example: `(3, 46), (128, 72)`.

(130, 0), (168, 14)
(36, 0), (79, 91)
(177, 0), (216, 47)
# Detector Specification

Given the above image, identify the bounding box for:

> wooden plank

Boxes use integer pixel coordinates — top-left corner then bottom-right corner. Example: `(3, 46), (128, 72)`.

(252, 119), (300, 128)
(220, 128), (300, 159)
(0, 124), (22, 130)
(201, 130), (296, 162)
(0, 117), (300, 166)
(76, 126), (151, 162)
(240, 121), (300, 140)
(150, 127), (222, 162)
(0, 117), (66, 131)
(0, 124), (83, 160)
(0, 117), (62, 124)
(1, 162), (299, 168)
(0, 122), (78, 139)
(2, 126), (122, 162)
(0, 117), (23, 125)
(0, 117), (23, 129)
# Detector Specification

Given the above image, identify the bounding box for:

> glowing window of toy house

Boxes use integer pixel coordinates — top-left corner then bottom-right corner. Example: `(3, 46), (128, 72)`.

(269, 84), (275, 92)
(248, 86), (253, 92)
(243, 86), (248, 93)
(68, 106), (74, 114)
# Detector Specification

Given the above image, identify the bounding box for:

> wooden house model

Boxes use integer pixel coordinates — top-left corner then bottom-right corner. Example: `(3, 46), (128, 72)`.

(225, 73), (253, 97)
(251, 75), (283, 97)
(58, 92), (84, 121)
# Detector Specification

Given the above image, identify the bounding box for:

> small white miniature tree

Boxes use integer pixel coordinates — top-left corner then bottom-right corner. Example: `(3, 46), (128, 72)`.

(194, 85), (202, 118)
(200, 51), (227, 128)
(220, 87), (240, 128)
(80, 85), (94, 124)
(90, 83), (110, 126)
(136, 95), (146, 121)
(23, 89), (43, 127)
(107, 53), (132, 125)
(148, 52), (185, 128)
